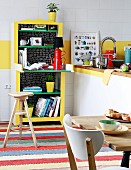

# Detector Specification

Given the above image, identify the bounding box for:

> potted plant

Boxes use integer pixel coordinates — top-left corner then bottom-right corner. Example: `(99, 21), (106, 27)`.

(24, 104), (34, 118)
(46, 3), (59, 21)
(46, 74), (55, 92)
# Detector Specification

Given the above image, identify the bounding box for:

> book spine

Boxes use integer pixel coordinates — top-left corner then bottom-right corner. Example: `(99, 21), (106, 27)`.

(54, 96), (61, 117)
(23, 86), (42, 90)
(39, 100), (46, 117)
(48, 97), (58, 117)
(19, 50), (23, 64)
(23, 48), (27, 68)
(23, 89), (42, 92)
(34, 98), (46, 117)
(44, 98), (54, 117)
(41, 99), (50, 117)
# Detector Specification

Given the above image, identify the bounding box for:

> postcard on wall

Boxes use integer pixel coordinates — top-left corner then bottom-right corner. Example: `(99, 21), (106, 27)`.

(71, 31), (100, 65)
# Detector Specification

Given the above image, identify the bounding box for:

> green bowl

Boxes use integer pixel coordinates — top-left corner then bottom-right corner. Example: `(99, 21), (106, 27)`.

(112, 60), (124, 68)
(99, 119), (120, 131)
(99, 120), (116, 125)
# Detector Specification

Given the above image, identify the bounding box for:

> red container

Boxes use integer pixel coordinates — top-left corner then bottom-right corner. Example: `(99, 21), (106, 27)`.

(104, 50), (114, 68)
(54, 48), (62, 70)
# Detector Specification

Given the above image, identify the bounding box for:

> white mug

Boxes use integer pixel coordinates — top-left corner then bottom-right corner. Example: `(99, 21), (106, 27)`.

(99, 120), (120, 131)
(20, 39), (29, 46)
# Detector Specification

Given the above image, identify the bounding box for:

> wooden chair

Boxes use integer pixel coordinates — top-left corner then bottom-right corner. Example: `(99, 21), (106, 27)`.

(3, 92), (38, 148)
(63, 114), (130, 170)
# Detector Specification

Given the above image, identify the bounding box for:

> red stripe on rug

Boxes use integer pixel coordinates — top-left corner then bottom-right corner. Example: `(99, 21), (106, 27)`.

(76, 155), (123, 162)
(0, 155), (123, 166)
(0, 127), (64, 132)
(0, 158), (69, 166)
(34, 127), (64, 131)
(95, 155), (123, 161)
(0, 145), (67, 151)
(0, 135), (65, 141)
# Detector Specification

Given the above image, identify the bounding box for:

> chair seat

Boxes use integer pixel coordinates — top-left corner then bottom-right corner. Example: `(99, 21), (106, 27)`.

(8, 92), (33, 98)
(101, 167), (131, 170)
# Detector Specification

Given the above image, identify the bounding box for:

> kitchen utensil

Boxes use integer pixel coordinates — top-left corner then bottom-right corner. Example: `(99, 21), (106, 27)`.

(92, 57), (108, 69)
(104, 50), (114, 68)
(91, 57), (99, 68)
(52, 37), (66, 70)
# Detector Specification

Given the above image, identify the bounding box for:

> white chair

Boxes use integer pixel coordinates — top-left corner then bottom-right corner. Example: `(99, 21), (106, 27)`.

(63, 114), (130, 170)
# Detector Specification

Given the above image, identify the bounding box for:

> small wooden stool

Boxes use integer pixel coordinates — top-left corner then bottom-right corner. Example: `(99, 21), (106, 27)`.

(3, 92), (38, 148)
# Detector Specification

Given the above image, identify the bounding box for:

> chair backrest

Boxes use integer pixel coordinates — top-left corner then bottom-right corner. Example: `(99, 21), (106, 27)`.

(63, 114), (104, 160)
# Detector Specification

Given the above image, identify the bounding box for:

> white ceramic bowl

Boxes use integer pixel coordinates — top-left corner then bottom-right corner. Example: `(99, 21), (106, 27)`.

(99, 120), (120, 131)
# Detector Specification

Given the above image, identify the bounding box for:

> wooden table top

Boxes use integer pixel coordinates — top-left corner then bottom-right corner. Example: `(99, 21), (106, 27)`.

(72, 115), (131, 151)
(74, 66), (131, 78)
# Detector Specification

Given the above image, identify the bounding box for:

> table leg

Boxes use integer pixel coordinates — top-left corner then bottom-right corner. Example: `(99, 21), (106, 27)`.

(121, 151), (130, 168)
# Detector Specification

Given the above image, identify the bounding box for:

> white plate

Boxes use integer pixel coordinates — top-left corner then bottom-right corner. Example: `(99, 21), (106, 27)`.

(95, 124), (128, 135)
(106, 116), (131, 123)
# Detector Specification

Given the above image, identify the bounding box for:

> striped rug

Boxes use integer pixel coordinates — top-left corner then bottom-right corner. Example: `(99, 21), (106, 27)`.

(0, 123), (125, 170)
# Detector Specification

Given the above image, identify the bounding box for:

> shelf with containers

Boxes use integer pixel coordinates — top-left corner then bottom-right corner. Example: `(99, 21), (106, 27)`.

(11, 19), (71, 125)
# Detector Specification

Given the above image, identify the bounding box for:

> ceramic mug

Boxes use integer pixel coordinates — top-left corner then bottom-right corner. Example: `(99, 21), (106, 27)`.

(20, 39), (29, 46)
(99, 120), (120, 131)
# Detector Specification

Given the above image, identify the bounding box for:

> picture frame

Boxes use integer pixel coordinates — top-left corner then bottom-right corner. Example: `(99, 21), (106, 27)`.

(71, 31), (100, 65)
(30, 37), (42, 46)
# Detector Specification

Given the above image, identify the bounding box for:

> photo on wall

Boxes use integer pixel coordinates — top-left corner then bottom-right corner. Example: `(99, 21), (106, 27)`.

(71, 31), (100, 65)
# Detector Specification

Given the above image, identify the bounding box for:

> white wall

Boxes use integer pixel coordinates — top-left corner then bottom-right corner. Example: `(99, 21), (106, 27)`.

(0, 70), (11, 121)
(65, 73), (74, 115)
(63, 0), (131, 41)
(1, 0), (131, 120)
(1, 0), (131, 41)
(73, 72), (131, 116)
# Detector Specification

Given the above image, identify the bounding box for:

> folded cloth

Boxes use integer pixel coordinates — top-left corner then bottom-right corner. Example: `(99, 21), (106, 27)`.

(103, 69), (115, 85)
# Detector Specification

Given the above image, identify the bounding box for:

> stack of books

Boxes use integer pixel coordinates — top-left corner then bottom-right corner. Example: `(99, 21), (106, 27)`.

(23, 86), (42, 92)
(34, 96), (61, 117)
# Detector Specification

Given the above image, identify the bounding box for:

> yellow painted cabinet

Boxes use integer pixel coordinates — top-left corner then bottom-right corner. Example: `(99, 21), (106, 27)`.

(11, 19), (69, 125)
